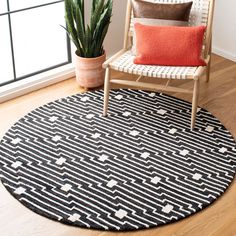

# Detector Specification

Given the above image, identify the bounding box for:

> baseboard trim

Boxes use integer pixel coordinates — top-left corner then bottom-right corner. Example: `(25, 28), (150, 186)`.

(213, 47), (236, 62)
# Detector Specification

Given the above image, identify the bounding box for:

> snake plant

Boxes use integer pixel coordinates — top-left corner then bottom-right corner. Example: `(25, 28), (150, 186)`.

(64, 0), (113, 58)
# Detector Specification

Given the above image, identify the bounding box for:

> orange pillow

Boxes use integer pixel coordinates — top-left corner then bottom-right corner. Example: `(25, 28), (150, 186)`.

(134, 23), (207, 67)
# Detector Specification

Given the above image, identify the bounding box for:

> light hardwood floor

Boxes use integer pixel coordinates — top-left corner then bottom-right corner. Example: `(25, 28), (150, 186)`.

(0, 54), (236, 236)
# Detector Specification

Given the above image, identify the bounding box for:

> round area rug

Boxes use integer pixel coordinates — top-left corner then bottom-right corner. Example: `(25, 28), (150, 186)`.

(0, 89), (236, 231)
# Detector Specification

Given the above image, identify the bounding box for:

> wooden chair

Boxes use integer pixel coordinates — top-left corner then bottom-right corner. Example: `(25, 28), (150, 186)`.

(103, 0), (215, 130)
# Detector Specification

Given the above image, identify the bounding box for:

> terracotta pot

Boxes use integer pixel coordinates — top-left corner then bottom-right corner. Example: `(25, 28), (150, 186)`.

(75, 53), (106, 88)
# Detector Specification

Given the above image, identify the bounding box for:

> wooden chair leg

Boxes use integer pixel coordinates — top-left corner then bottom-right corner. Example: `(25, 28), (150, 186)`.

(103, 67), (111, 117)
(206, 56), (211, 83)
(191, 79), (200, 130)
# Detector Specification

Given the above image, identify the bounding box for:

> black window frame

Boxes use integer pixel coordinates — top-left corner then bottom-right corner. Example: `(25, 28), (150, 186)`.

(0, 0), (71, 87)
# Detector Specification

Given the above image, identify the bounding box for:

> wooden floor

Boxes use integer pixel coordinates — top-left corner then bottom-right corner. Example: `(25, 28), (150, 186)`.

(0, 54), (236, 236)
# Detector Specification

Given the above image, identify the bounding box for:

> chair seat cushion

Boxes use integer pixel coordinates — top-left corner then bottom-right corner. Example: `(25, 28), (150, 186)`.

(109, 51), (200, 80)
(134, 23), (207, 67)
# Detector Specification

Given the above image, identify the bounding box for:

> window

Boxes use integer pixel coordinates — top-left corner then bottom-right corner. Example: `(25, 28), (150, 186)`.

(0, 0), (71, 86)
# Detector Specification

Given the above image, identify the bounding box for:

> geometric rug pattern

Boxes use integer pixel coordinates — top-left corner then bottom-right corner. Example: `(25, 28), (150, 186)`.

(0, 89), (236, 231)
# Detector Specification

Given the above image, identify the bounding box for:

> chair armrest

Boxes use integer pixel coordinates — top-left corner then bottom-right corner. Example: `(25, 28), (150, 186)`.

(103, 49), (126, 69)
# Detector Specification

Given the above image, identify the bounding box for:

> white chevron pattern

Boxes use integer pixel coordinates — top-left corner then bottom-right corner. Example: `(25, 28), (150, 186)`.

(0, 89), (236, 231)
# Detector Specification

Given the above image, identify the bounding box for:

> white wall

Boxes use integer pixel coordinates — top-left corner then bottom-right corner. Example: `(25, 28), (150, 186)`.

(103, 0), (127, 56)
(84, 0), (126, 57)
(212, 0), (236, 62)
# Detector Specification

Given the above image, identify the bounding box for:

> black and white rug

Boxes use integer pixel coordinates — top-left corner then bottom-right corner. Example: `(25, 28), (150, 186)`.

(0, 89), (236, 231)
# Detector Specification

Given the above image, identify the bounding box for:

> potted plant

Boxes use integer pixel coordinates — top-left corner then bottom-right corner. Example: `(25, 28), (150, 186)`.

(64, 0), (113, 88)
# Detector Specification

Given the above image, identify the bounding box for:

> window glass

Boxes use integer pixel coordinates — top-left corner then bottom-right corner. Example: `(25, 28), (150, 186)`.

(0, 0), (8, 14)
(9, 0), (58, 11)
(11, 2), (68, 78)
(0, 15), (14, 84)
